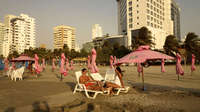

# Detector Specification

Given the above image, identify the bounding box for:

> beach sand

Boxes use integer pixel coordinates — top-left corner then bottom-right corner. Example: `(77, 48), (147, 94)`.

(0, 65), (200, 112)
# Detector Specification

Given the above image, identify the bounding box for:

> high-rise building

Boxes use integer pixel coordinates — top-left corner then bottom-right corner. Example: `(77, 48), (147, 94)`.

(0, 22), (5, 56)
(92, 24), (103, 40)
(3, 14), (36, 55)
(53, 25), (76, 50)
(116, 0), (180, 49)
(171, 0), (181, 40)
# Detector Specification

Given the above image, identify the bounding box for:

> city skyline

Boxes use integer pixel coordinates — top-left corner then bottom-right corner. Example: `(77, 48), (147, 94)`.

(0, 0), (200, 49)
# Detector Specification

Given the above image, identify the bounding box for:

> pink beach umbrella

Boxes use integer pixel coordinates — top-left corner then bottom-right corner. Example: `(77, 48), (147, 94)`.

(65, 58), (70, 70)
(176, 53), (184, 80)
(87, 55), (91, 70)
(70, 60), (74, 70)
(161, 59), (166, 73)
(42, 58), (45, 70)
(191, 54), (196, 73)
(115, 45), (174, 90)
(91, 48), (99, 73)
(60, 53), (66, 79)
(110, 55), (114, 68)
(34, 54), (40, 74)
(114, 56), (117, 65)
(4, 58), (9, 71)
(52, 58), (56, 71)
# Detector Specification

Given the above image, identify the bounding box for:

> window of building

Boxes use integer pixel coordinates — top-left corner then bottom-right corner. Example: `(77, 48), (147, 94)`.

(147, 15), (150, 20)
(129, 18), (133, 23)
(129, 24), (133, 28)
(137, 10), (139, 13)
(137, 16), (139, 19)
(147, 21), (150, 26)
(137, 23), (139, 25)
(129, 13), (133, 17)
(129, 7), (132, 11)
(137, 4), (139, 7)
(129, 1), (132, 6)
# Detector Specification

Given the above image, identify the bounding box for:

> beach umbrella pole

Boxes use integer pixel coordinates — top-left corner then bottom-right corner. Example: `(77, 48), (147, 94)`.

(142, 67), (145, 90)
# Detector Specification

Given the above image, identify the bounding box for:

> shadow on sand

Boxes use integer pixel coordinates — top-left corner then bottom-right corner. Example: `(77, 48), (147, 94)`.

(4, 107), (15, 112)
(32, 101), (50, 112)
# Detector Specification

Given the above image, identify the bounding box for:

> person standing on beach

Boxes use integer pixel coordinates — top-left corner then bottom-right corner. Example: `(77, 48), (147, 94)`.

(115, 66), (125, 88)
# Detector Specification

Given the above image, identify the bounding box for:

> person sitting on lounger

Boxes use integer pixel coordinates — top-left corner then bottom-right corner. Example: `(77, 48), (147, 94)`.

(79, 68), (104, 91)
(115, 66), (125, 88)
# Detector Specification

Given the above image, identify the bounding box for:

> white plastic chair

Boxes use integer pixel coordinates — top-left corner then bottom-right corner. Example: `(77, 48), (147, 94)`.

(90, 73), (104, 81)
(105, 69), (130, 95)
(73, 71), (106, 99)
(11, 66), (25, 81)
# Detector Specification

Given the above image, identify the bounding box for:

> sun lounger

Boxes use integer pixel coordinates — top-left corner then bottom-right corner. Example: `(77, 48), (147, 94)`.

(90, 73), (104, 81)
(73, 71), (107, 99)
(105, 69), (130, 95)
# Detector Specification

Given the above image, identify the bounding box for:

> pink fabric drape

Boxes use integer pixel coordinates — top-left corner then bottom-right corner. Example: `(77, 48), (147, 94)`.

(60, 53), (66, 76)
(42, 58), (45, 70)
(176, 53), (184, 75)
(114, 56), (117, 64)
(161, 59), (166, 73)
(52, 58), (56, 70)
(191, 54), (196, 72)
(34, 54), (40, 74)
(4, 58), (9, 71)
(137, 63), (142, 73)
(70, 60), (74, 70)
(65, 58), (70, 71)
(87, 55), (91, 69)
(91, 48), (99, 73)
(110, 56), (114, 68)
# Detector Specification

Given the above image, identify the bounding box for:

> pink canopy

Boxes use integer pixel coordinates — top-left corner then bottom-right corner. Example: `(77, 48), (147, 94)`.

(161, 59), (166, 73)
(52, 58), (56, 71)
(60, 53), (66, 76)
(117, 46), (174, 64)
(90, 48), (99, 73)
(12, 55), (35, 62)
(110, 55), (114, 68)
(34, 54), (40, 74)
(87, 55), (91, 69)
(191, 54), (196, 72)
(176, 53), (184, 79)
(4, 58), (9, 71)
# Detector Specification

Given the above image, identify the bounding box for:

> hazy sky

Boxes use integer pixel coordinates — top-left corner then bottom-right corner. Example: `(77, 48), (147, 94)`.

(0, 0), (200, 49)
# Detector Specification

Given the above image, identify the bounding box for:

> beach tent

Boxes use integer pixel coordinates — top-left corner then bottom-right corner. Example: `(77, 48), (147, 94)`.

(12, 55), (35, 62)
(115, 45), (174, 90)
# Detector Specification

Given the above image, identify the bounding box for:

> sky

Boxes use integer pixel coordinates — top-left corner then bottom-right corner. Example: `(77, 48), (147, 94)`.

(0, 0), (200, 49)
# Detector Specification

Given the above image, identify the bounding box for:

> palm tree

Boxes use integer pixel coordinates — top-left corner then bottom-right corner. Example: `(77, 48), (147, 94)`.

(132, 27), (155, 50)
(163, 35), (179, 56)
(184, 32), (200, 63)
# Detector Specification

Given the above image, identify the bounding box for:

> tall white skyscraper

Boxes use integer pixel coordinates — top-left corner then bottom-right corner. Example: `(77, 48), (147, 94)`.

(3, 14), (36, 55)
(116, 0), (180, 49)
(92, 24), (103, 40)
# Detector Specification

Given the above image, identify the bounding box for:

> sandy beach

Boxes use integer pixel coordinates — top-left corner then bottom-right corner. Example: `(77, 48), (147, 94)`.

(0, 65), (200, 112)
